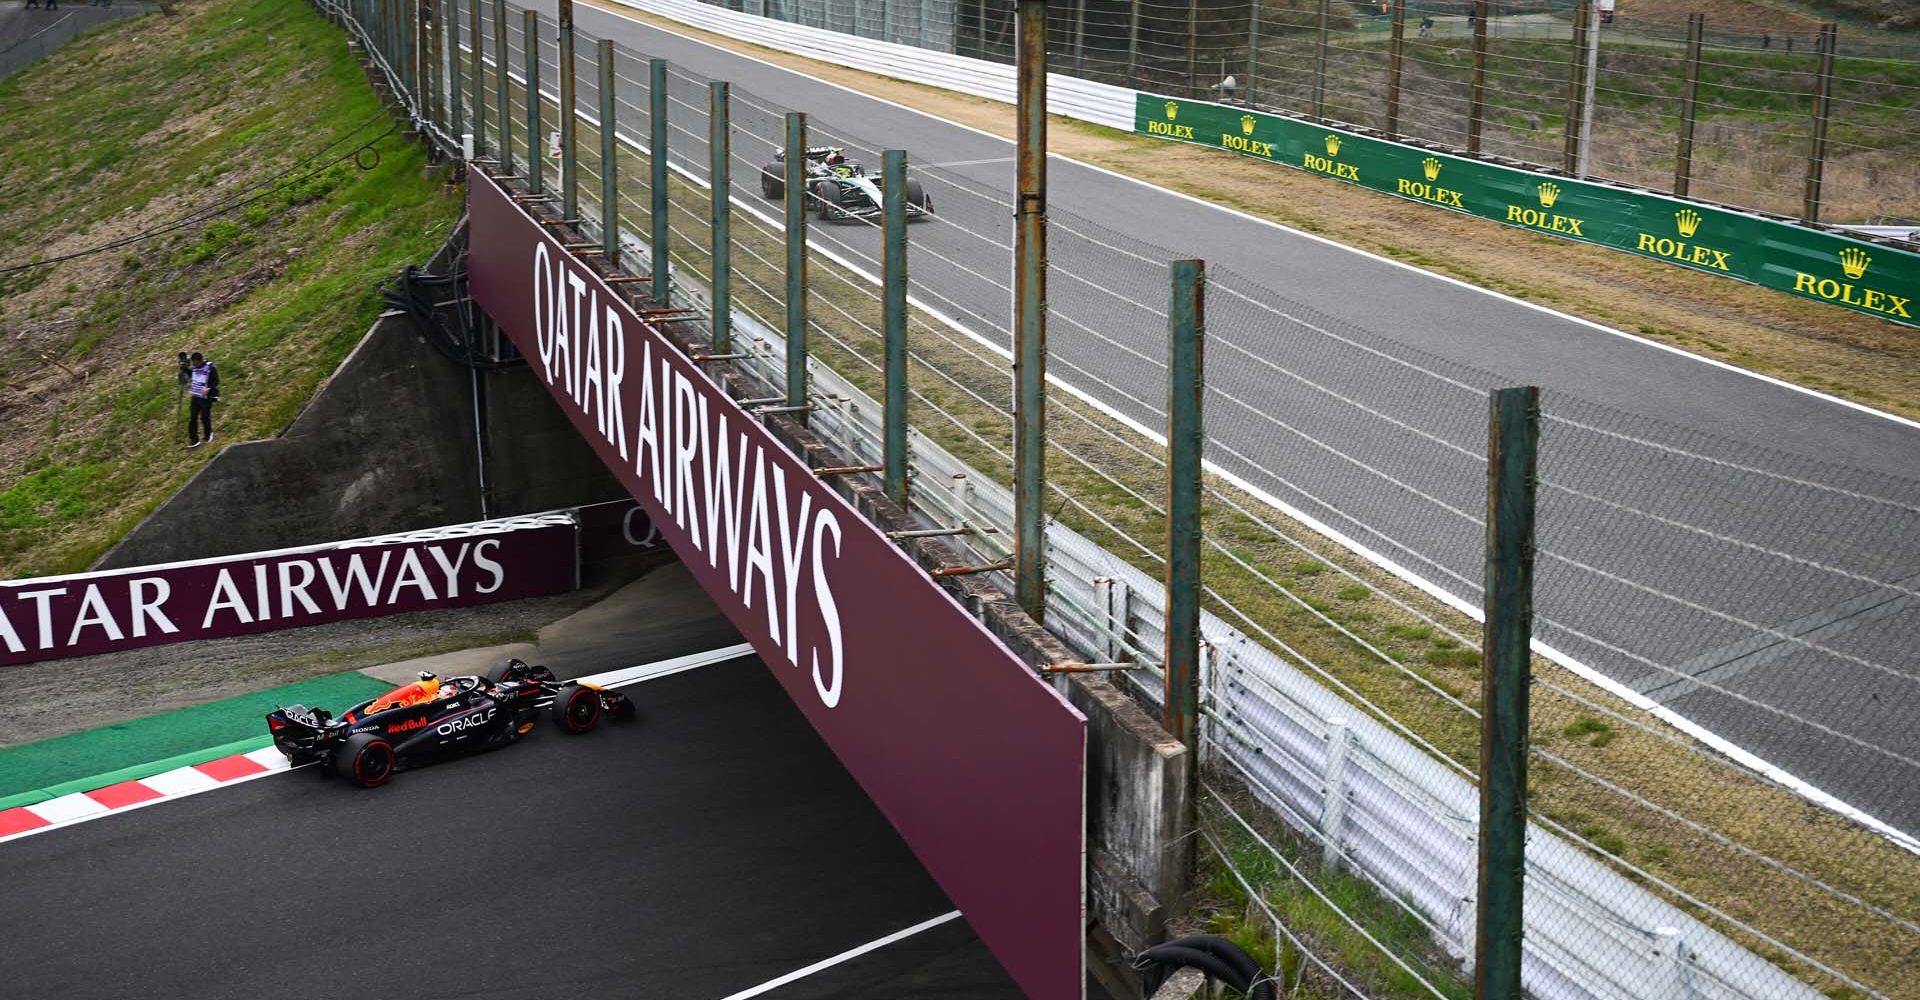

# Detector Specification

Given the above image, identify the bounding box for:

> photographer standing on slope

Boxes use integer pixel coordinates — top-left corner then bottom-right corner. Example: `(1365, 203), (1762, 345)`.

(185, 351), (219, 448)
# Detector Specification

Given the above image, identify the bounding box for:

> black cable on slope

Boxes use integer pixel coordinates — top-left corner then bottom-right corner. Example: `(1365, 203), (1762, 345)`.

(1135, 934), (1279, 1000)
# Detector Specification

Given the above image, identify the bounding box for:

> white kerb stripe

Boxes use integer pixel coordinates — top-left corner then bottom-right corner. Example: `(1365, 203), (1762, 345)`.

(243, 746), (293, 770)
(139, 766), (221, 797)
(28, 793), (110, 824)
(714, 910), (964, 1000)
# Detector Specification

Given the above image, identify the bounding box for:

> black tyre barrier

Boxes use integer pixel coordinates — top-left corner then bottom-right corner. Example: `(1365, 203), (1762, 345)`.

(1136, 934), (1276, 1000)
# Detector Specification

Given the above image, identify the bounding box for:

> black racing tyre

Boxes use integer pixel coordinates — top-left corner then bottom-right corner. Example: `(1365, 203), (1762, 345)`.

(761, 167), (784, 200)
(813, 179), (842, 221)
(332, 733), (396, 788)
(551, 683), (602, 734)
(482, 658), (523, 685)
(904, 179), (931, 215)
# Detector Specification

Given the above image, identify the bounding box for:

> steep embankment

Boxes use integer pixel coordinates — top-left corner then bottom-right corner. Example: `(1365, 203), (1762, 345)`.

(0, 0), (460, 576)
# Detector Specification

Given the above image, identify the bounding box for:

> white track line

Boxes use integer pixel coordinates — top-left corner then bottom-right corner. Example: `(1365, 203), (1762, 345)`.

(714, 910), (965, 1000)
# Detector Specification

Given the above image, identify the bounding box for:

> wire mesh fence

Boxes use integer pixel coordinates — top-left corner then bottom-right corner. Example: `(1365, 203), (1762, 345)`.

(699, 0), (1920, 224)
(338, 0), (1920, 993)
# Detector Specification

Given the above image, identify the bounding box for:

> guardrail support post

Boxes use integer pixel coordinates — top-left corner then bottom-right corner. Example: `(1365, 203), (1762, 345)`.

(710, 81), (731, 352)
(649, 58), (671, 306)
(558, 0), (577, 220)
(1319, 720), (1353, 873)
(1673, 13), (1702, 198)
(522, 9), (541, 194)
(599, 39), (618, 264)
(1312, 0), (1330, 119)
(883, 149), (910, 509)
(469, 0), (483, 152)
(1163, 258), (1204, 751)
(1476, 385), (1537, 1000)
(784, 111), (809, 421)
(1384, 0), (1405, 137)
(1014, 0), (1049, 622)
(1562, 0), (1589, 174)
(493, 0), (508, 168)
(1467, 0), (1487, 154)
(1802, 23), (1837, 224)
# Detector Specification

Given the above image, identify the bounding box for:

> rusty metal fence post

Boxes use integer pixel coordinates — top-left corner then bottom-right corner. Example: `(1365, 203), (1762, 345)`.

(883, 149), (910, 509)
(468, 0), (483, 152)
(447, 0), (462, 141)
(1468, 0), (1487, 154)
(1563, 0), (1590, 174)
(1673, 13), (1703, 198)
(709, 80), (731, 353)
(598, 39), (618, 264)
(784, 111), (809, 419)
(1802, 23), (1837, 224)
(1014, 0), (1049, 623)
(1246, 0), (1261, 105)
(558, 0), (577, 221)
(1476, 385), (1538, 1000)
(1312, 0), (1330, 120)
(1163, 258), (1205, 751)
(1385, 0), (1405, 138)
(493, 0), (508, 169)
(522, 9), (540, 194)
(649, 58), (670, 307)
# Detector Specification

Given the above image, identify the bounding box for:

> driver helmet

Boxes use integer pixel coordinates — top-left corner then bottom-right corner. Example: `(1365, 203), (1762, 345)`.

(824, 149), (845, 166)
(417, 671), (442, 697)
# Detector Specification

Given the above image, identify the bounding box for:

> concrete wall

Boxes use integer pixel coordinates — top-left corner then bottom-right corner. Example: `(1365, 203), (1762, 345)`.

(97, 250), (622, 569)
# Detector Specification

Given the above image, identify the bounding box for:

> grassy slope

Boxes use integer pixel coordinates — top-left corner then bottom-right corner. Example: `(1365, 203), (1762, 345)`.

(0, 0), (461, 576)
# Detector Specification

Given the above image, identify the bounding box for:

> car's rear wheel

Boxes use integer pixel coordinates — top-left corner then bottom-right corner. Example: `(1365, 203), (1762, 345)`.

(814, 179), (842, 221)
(761, 168), (784, 200)
(552, 683), (602, 734)
(332, 733), (396, 788)
(483, 658), (523, 685)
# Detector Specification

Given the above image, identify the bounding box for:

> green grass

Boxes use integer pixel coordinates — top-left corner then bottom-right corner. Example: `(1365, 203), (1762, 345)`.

(0, 0), (462, 576)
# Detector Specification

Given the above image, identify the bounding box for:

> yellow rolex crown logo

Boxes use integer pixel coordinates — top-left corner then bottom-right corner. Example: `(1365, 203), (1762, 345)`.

(1165, 101), (1178, 120)
(1840, 247), (1871, 279)
(1537, 182), (1561, 208)
(1422, 157), (1442, 181)
(1241, 114), (1257, 135)
(1324, 135), (1342, 156)
(1675, 209), (1702, 238)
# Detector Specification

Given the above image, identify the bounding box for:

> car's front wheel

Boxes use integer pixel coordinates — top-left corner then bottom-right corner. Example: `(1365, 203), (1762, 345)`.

(331, 733), (397, 788)
(761, 168), (784, 200)
(552, 683), (602, 734)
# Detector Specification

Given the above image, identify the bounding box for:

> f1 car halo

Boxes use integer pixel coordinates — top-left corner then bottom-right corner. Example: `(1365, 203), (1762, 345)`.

(266, 659), (633, 788)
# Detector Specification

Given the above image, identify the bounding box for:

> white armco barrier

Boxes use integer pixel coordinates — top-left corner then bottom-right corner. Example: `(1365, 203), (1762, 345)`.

(605, 0), (1139, 131)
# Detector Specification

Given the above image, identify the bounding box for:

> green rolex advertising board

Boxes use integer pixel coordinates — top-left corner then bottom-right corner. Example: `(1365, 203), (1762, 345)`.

(1136, 95), (1917, 327)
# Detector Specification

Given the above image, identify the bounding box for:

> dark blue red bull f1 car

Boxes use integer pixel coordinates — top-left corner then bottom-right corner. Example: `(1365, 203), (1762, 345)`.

(266, 659), (633, 788)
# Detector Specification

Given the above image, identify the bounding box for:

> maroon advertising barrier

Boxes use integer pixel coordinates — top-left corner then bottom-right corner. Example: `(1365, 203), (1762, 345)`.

(574, 499), (665, 565)
(0, 516), (578, 667)
(468, 167), (1088, 999)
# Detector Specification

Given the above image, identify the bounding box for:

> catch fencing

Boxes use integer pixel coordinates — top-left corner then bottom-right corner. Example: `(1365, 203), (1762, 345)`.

(322, 0), (1920, 996)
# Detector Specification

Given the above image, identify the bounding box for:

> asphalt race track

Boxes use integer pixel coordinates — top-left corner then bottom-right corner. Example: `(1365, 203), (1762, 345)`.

(481, 2), (1920, 834)
(0, 645), (1027, 997)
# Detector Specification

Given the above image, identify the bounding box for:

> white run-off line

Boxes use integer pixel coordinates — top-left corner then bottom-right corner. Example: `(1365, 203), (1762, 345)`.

(0, 644), (756, 846)
(575, 0), (1920, 855)
(713, 910), (965, 1000)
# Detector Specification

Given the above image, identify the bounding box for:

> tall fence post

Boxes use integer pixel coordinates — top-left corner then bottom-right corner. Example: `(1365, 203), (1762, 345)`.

(1476, 385), (1538, 1000)
(1163, 258), (1205, 752)
(448, 0), (462, 142)
(883, 149), (910, 509)
(1562, 0), (1590, 174)
(522, 9), (541, 194)
(1014, 0), (1049, 623)
(1073, 0), (1085, 73)
(784, 111), (809, 419)
(709, 81), (731, 353)
(493, 0), (509, 168)
(1802, 23), (1837, 224)
(1468, 0), (1488, 154)
(469, 0), (483, 152)
(1247, 0), (1262, 105)
(1312, 0), (1330, 119)
(558, 0), (577, 221)
(598, 39), (618, 264)
(1127, 0), (1140, 85)
(1576, 0), (1600, 178)
(1672, 13), (1703, 198)
(1186, 0), (1198, 96)
(1384, 0), (1405, 137)
(649, 58), (671, 306)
